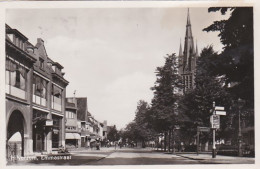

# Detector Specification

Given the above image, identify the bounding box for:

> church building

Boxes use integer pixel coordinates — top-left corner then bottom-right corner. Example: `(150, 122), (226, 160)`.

(178, 9), (199, 93)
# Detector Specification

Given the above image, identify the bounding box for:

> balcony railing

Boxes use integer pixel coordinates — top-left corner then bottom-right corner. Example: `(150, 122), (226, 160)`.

(52, 96), (62, 111)
(32, 94), (47, 107)
(6, 84), (26, 100)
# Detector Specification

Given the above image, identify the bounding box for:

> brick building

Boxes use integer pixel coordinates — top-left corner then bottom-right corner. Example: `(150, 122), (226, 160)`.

(6, 24), (69, 157)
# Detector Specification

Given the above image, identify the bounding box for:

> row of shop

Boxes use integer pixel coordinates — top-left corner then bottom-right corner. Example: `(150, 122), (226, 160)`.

(5, 24), (107, 158)
(64, 97), (107, 149)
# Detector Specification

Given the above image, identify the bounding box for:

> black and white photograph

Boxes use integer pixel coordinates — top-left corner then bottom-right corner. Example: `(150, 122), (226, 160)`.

(3, 2), (255, 166)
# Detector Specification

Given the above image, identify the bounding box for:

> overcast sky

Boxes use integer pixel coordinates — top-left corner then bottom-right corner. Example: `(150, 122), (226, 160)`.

(6, 8), (230, 129)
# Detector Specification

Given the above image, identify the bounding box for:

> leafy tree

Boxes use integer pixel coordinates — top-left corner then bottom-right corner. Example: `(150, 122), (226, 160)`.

(203, 7), (254, 107)
(179, 46), (231, 144)
(123, 100), (157, 147)
(149, 53), (182, 151)
(203, 7), (254, 144)
(150, 53), (182, 132)
(107, 125), (119, 142)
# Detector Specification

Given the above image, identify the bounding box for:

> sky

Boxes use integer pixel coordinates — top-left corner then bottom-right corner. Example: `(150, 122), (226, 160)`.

(6, 7), (230, 129)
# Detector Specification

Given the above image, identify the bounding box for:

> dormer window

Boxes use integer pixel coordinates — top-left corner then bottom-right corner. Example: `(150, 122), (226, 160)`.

(40, 58), (44, 69)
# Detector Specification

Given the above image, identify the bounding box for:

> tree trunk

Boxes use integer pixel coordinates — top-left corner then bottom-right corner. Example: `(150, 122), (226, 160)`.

(164, 132), (167, 152)
(168, 130), (171, 152)
(172, 129), (175, 153)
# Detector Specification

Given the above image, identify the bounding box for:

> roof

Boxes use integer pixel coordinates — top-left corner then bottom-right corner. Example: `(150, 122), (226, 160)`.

(53, 62), (64, 69)
(6, 28), (28, 41)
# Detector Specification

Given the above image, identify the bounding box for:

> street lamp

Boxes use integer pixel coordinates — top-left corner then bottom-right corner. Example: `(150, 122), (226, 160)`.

(238, 98), (245, 157)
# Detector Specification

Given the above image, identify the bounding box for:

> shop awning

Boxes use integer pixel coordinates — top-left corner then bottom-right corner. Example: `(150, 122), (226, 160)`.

(66, 133), (81, 140)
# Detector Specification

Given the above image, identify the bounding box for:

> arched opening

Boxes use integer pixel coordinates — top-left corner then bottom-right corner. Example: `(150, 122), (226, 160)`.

(7, 110), (25, 158)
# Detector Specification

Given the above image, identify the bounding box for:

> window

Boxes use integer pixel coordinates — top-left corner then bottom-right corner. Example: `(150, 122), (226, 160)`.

(66, 111), (75, 119)
(32, 74), (47, 106)
(40, 58), (44, 69)
(6, 58), (27, 90)
(52, 115), (61, 148)
(33, 75), (47, 98)
(52, 85), (62, 111)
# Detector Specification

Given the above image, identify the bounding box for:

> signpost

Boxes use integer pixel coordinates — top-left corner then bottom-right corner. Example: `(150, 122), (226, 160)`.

(210, 102), (226, 158)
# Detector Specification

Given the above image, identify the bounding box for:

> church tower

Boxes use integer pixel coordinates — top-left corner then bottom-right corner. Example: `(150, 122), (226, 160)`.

(178, 9), (198, 93)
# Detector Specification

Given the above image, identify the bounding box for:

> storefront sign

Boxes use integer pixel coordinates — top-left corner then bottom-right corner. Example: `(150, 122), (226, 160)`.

(46, 120), (53, 126)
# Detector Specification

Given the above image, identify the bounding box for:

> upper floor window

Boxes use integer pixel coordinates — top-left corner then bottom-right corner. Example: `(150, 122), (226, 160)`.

(6, 58), (26, 90)
(66, 111), (75, 119)
(52, 84), (62, 111)
(40, 58), (44, 70)
(33, 75), (47, 99)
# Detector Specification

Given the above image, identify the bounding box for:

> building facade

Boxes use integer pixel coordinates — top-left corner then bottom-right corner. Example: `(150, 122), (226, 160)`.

(65, 98), (81, 148)
(178, 9), (199, 93)
(6, 24), (69, 157)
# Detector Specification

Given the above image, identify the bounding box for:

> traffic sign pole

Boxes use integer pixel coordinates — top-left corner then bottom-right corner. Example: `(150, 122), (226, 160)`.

(212, 102), (216, 158)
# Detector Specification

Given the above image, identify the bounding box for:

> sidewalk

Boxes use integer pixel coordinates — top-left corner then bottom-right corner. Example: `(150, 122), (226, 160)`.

(176, 153), (255, 164)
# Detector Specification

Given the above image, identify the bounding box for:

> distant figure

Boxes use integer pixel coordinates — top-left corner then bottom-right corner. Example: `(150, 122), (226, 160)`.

(96, 141), (100, 150)
(115, 141), (118, 150)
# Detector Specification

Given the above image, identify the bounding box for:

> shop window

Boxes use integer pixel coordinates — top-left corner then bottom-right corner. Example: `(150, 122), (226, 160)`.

(52, 115), (61, 148)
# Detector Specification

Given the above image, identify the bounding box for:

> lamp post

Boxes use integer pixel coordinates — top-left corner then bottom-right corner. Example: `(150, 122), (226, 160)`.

(238, 98), (244, 157)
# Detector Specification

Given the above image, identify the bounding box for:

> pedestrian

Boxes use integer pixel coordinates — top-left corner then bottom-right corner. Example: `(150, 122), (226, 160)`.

(96, 141), (100, 150)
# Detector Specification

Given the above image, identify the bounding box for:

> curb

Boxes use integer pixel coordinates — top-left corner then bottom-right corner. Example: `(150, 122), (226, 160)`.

(175, 154), (205, 161)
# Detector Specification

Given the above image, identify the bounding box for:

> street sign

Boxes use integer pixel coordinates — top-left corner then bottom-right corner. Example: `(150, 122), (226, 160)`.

(215, 106), (225, 111)
(210, 115), (220, 129)
(215, 110), (226, 116)
(198, 127), (210, 132)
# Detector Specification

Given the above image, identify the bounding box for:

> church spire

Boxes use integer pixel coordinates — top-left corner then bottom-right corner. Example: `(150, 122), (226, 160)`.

(185, 8), (193, 38)
(187, 8), (191, 26)
(179, 38), (183, 56)
(183, 8), (195, 68)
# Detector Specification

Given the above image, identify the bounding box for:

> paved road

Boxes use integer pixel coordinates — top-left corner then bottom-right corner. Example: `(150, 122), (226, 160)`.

(88, 148), (200, 165)
(7, 147), (254, 165)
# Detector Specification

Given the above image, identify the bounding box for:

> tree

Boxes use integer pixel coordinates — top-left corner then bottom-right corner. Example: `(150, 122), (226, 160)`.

(107, 125), (119, 142)
(150, 53), (182, 151)
(203, 7), (254, 107)
(123, 100), (157, 147)
(179, 46), (231, 144)
(203, 7), (254, 144)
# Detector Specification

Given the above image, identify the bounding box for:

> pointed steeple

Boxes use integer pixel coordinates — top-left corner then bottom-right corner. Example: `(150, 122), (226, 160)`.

(187, 8), (191, 26)
(179, 38), (183, 56)
(183, 8), (195, 68)
(185, 8), (193, 38)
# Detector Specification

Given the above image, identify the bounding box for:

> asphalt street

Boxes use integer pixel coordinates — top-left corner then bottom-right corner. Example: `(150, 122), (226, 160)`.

(7, 147), (254, 165)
